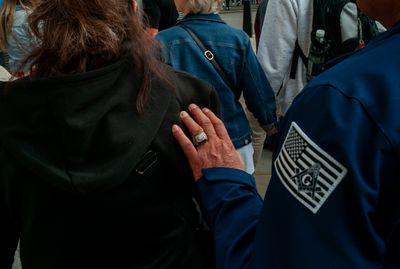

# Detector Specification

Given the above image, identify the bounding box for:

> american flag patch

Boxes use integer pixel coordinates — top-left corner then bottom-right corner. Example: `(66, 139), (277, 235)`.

(274, 122), (347, 214)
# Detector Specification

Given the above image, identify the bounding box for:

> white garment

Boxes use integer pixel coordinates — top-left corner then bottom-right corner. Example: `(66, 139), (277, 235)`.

(256, 0), (376, 118)
(340, 2), (386, 41)
(239, 96), (266, 170)
(0, 65), (12, 81)
(257, 0), (313, 118)
(237, 142), (255, 175)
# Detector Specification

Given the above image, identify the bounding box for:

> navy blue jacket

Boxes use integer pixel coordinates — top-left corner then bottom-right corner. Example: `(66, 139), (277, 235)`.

(156, 14), (276, 148)
(196, 20), (400, 269)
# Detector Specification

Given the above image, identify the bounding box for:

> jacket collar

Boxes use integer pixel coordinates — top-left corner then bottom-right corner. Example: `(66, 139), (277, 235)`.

(178, 13), (226, 25)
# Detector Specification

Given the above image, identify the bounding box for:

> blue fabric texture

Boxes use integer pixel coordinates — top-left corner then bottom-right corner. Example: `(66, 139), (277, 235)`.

(196, 168), (262, 269)
(156, 14), (276, 148)
(195, 20), (400, 269)
(6, 5), (37, 73)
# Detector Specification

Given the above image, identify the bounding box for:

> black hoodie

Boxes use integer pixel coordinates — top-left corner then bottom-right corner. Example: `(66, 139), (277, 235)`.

(0, 56), (219, 269)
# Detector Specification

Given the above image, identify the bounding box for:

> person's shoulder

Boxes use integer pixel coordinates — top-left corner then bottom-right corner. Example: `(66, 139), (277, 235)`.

(220, 22), (249, 38)
(315, 33), (398, 95)
(295, 33), (400, 133)
(172, 69), (215, 100)
(216, 24), (251, 48)
(158, 64), (218, 111)
(155, 25), (182, 42)
(157, 62), (211, 90)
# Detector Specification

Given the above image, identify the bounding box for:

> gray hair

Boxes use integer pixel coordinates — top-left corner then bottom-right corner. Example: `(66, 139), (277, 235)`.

(185, 0), (223, 14)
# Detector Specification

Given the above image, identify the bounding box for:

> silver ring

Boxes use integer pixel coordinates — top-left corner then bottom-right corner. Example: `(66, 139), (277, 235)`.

(192, 131), (208, 146)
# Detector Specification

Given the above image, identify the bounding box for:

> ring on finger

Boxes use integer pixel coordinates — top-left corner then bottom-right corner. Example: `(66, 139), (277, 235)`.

(192, 131), (208, 146)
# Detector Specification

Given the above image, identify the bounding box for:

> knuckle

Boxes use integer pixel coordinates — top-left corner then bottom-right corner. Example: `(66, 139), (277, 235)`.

(182, 140), (193, 148)
(199, 117), (212, 127)
(214, 117), (224, 126)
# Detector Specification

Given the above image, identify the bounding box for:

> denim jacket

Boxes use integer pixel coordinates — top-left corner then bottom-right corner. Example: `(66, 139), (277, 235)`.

(156, 14), (276, 148)
(6, 5), (37, 73)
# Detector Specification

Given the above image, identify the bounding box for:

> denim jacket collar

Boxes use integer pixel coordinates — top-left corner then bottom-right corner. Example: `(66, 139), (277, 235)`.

(178, 13), (227, 25)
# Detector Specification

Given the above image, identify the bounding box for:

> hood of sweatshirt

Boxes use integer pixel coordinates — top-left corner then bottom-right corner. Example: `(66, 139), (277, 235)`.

(0, 57), (174, 195)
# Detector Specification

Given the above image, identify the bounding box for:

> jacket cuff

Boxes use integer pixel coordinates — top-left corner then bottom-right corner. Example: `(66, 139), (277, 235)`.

(199, 167), (257, 188)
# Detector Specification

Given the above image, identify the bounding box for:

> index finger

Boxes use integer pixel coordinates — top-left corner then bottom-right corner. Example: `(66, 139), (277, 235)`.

(171, 124), (198, 161)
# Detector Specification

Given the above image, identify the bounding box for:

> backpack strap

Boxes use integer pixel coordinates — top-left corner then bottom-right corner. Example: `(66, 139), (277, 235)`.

(289, 39), (308, 79)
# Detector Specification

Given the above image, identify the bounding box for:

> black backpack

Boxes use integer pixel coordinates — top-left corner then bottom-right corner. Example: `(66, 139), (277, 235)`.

(290, 0), (381, 80)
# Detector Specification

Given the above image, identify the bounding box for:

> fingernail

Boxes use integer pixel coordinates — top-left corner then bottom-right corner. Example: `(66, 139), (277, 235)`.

(180, 111), (188, 118)
(172, 124), (180, 132)
(202, 107), (210, 113)
(188, 104), (197, 111)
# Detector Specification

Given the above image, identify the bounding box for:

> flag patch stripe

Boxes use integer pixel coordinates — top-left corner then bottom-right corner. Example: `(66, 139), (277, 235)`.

(277, 150), (320, 207)
(304, 147), (341, 180)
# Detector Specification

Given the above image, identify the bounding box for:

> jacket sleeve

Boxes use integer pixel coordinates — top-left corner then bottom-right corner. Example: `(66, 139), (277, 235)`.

(195, 168), (263, 269)
(257, 0), (298, 96)
(156, 25), (276, 128)
(239, 37), (277, 130)
(0, 146), (19, 269)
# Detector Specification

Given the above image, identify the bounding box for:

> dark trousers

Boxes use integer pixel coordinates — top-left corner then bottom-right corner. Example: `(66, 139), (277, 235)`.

(0, 52), (4, 67)
(225, 0), (230, 9)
